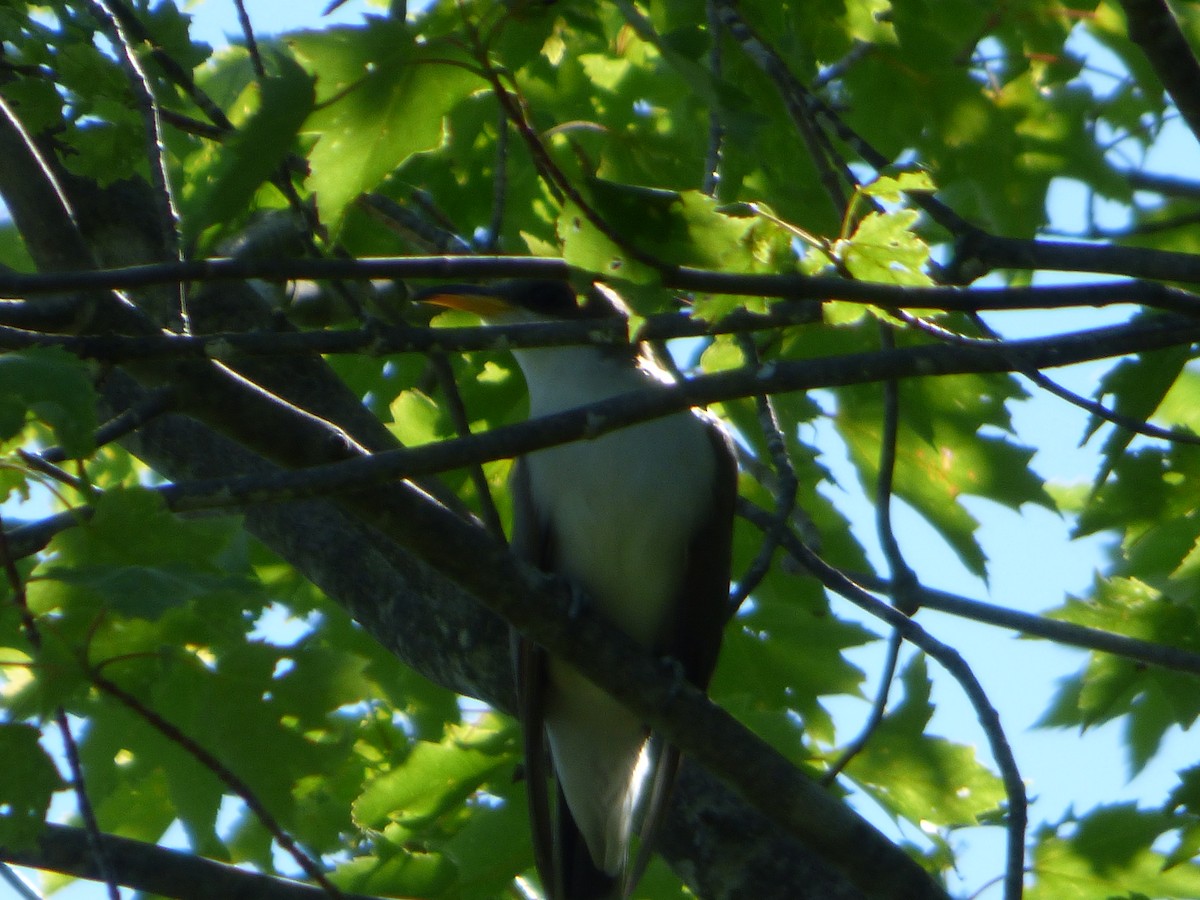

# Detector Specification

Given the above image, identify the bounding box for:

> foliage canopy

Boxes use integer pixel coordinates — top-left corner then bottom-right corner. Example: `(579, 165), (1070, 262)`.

(1, 1), (1200, 898)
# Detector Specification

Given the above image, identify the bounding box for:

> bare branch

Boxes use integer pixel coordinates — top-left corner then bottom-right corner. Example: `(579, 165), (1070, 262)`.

(0, 823), (383, 900)
(948, 232), (1200, 285)
(728, 335), (797, 612)
(897, 309), (1200, 447)
(429, 353), (506, 539)
(0, 313), (1179, 533)
(850, 571), (1200, 676)
(6, 256), (1200, 316)
(820, 325), (914, 784)
(1119, 0), (1200, 147)
(822, 631), (902, 786)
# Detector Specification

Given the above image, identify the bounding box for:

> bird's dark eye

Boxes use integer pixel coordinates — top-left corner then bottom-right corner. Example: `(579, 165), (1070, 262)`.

(499, 285), (614, 324)
(510, 281), (581, 317)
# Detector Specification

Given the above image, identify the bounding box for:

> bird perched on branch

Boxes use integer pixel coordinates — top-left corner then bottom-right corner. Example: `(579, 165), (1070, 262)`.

(417, 281), (736, 900)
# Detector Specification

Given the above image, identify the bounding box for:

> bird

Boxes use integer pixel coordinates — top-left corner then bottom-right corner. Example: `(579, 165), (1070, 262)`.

(416, 280), (736, 899)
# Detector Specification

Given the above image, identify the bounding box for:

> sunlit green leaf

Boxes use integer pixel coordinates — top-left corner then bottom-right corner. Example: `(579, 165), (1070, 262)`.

(1028, 806), (1200, 900)
(0, 723), (62, 847)
(353, 718), (515, 831)
(845, 657), (1005, 826)
(292, 21), (479, 229)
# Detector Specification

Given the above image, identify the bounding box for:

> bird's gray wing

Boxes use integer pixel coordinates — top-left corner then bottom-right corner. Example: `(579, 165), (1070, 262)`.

(509, 457), (558, 895)
(665, 421), (739, 689)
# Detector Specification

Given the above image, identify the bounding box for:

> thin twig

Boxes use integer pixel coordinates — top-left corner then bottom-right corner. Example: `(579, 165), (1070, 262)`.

(103, 0), (233, 131)
(7, 255), (1200, 313)
(820, 324), (916, 782)
(898, 308), (1200, 447)
(89, 0), (182, 272)
(0, 863), (39, 900)
(712, 2), (850, 216)
(86, 671), (344, 899)
(35, 389), (176, 465)
(0, 299), (818, 359)
(822, 629), (902, 785)
(53, 708), (118, 900)
(15, 452), (87, 493)
(702, 0), (725, 195)
(464, 18), (676, 274)
(428, 354), (506, 540)
(728, 335), (797, 613)
(0, 823), (385, 900)
(1, 314), (1192, 534)
(2, 313), (1190, 574)
(357, 194), (474, 254)
(848, 570), (1200, 675)
(232, 0), (267, 78)
(1119, 0), (1200, 147)
(875, 323), (920, 614)
(484, 108), (509, 252)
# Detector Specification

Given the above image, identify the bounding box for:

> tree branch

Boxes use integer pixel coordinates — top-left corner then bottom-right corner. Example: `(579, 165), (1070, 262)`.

(6, 255), (1200, 310)
(0, 822), (381, 900)
(852, 572), (1200, 676)
(109, 313), (1200, 514)
(1119, 0), (1200, 147)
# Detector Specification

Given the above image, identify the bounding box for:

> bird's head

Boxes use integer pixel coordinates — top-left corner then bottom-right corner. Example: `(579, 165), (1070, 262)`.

(413, 280), (620, 323)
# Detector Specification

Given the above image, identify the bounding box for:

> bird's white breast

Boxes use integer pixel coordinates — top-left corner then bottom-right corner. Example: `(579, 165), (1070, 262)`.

(514, 343), (719, 873)
(515, 345), (716, 645)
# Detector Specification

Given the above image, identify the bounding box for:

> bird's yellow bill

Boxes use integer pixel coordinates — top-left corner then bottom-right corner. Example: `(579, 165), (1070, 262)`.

(417, 290), (513, 318)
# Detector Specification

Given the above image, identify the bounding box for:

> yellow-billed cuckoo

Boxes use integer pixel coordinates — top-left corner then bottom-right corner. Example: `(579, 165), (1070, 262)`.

(417, 281), (736, 900)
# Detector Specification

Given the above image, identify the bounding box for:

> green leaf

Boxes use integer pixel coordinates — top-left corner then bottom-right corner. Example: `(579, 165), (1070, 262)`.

(352, 718), (515, 831)
(27, 489), (258, 633)
(32, 488), (243, 574)
(31, 564), (253, 621)
(332, 842), (457, 897)
(837, 209), (932, 286)
(860, 170), (937, 201)
(0, 221), (34, 272)
(845, 657), (1005, 827)
(1040, 576), (1200, 772)
(0, 723), (62, 848)
(837, 366), (1048, 578)
(1028, 806), (1200, 900)
(292, 22), (479, 230)
(441, 779), (533, 895)
(560, 184), (785, 288)
(181, 53), (315, 245)
(1089, 347), (1190, 487)
(389, 388), (448, 447)
(0, 349), (97, 457)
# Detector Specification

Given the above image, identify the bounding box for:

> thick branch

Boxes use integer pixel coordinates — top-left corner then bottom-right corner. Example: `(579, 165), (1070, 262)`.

(88, 375), (889, 900)
(0, 823), (380, 900)
(14, 307), (1194, 897)
(950, 232), (1200, 284)
(1119, 0), (1200, 147)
